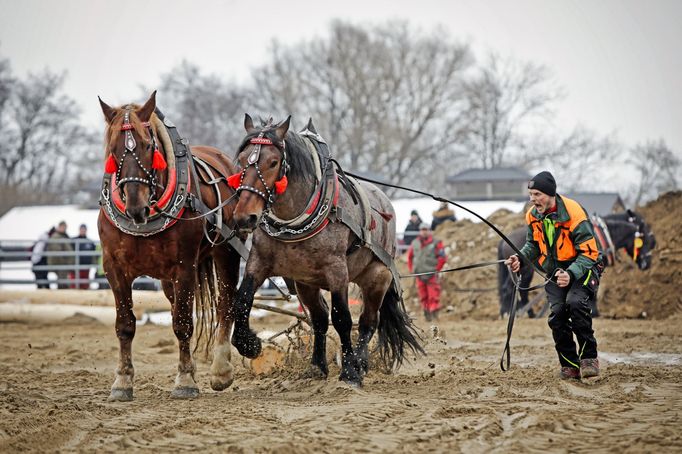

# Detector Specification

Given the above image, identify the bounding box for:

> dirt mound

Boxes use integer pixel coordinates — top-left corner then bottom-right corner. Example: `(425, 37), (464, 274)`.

(599, 191), (682, 319)
(400, 192), (682, 320)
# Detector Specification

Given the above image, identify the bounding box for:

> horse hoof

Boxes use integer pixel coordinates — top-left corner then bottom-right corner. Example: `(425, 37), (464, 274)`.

(232, 330), (262, 359)
(339, 368), (363, 387)
(210, 375), (234, 392)
(302, 364), (328, 379)
(170, 386), (199, 399)
(108, 388), (133, 402)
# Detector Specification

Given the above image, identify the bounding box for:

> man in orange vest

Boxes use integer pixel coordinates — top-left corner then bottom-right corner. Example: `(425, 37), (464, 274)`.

(506, 171), (601, 379)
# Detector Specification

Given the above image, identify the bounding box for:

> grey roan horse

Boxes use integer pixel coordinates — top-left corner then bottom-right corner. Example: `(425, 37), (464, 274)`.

(498, 209), (656, 317)
(228, 115), (424, 386)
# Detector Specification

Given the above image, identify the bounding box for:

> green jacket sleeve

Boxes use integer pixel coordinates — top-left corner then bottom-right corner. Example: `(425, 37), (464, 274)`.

(566, 220), (598, 280)
(518, 224), (540, 264)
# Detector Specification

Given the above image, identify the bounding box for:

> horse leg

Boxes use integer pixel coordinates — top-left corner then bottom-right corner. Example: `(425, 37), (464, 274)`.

(296, 282), (329, 378)
(209, 249), (240, 391)
(328, 271), (362, 386)
(107, 268), (136, 401)
(170, 270), (200, 399)
(161, 280), (175, 305)
(356, 264), (392, 375)
(231, 272), (266, 359)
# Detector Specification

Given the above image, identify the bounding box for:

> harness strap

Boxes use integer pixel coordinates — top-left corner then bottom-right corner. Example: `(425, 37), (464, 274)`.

(194, 156), (223, 245)
(330, 205), (402, 294)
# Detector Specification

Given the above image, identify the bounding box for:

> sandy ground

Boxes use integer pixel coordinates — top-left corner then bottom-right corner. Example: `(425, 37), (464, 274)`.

(1, 297), (681, 453)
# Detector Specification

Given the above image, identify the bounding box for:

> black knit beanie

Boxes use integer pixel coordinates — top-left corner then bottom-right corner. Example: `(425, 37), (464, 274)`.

(528, 171), (556, 196)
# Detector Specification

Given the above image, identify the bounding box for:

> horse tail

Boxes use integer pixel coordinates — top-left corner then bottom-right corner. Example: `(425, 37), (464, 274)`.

(193, 256), (218, 356)
(497, 241), (514, 316)
(377, 282), (425, 370)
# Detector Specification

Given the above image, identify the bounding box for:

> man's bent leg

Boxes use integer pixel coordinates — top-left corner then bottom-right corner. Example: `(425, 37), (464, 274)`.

(546, 281), (580, 369)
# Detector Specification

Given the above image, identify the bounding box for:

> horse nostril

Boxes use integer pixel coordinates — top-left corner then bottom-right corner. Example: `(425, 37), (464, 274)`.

(247, 214), (258, 228)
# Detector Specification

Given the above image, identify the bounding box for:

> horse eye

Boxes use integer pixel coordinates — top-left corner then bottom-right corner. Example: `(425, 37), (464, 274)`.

(270, 160), (279, 169)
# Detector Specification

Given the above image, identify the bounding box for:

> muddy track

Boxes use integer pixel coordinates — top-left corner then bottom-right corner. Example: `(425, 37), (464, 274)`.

(1, 311), (681, 452)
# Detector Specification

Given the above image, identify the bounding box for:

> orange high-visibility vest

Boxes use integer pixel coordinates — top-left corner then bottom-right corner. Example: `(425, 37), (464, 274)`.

(525, 196), (599, 266)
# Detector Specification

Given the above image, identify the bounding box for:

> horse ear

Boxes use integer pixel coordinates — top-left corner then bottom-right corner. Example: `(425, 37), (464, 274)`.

(275, 115), (291, 141)
(137, 90), (157, 122)
(244, 114), (256, 133)
(306, 117), (317, 134)
(99, 97), (116, 123)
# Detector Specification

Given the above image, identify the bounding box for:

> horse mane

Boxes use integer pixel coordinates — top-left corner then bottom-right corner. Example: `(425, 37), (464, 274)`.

(236, 122), (316, 183)
(104, 103), (154, 156)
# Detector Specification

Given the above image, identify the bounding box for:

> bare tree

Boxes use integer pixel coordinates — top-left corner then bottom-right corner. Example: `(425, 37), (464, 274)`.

(458, 53), (562, 169)
(151, 61), (249, 153)
(247, 21), (474, 196)
(517, 126), (618, 192)
(0, 66), (96, 215)
(627, 139), (680, 206)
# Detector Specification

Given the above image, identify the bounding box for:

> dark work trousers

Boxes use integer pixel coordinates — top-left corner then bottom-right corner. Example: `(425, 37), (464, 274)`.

(545, 277), (598, 368)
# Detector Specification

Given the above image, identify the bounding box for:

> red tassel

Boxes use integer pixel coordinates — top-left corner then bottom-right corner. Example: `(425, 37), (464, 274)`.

(274, 175), (288, 194)
(152, 149), (167, 170)
(104, 154), (117, 173)
(227, 173), (242, 189)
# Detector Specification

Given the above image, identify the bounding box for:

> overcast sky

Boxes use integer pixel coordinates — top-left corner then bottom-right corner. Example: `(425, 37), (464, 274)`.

(1, 0), (681, 156)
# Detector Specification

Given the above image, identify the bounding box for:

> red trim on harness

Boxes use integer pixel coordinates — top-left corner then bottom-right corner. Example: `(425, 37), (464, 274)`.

(305, 187), (322, 215)
(250, 137), (273, 145)
(149, 167), (178, 215)
(120, 121), (150, 131)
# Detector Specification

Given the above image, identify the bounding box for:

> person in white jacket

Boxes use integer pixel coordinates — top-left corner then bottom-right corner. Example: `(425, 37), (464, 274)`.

(31, 227), (54, 289)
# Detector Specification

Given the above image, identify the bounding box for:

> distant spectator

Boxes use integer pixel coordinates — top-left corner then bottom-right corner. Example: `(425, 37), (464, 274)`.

(404, 210), (423, 247)
(431, 202), (457, 231)
(31, 227), (55, 289)
(74, 224), (96, 289)
(46, 221), (74, 289)
(407, 223), (447, 321)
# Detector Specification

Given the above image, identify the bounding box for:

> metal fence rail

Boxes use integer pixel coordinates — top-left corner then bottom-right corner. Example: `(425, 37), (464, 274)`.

(1, 234), (413, 290)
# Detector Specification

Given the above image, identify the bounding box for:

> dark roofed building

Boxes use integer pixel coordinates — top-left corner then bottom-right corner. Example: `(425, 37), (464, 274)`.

(563, 192), (625, 216)
(446, 167), (530, 201)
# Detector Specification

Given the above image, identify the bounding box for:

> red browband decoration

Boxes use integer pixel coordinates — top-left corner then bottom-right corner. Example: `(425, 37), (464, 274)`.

(250, 137), (274, 145)
(226, 172), (288, 194)
(120, 121), (151, 131)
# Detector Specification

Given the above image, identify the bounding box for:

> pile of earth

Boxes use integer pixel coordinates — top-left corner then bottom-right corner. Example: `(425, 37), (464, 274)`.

(598, 190), (682, 319)
(398, 191), (682, 320)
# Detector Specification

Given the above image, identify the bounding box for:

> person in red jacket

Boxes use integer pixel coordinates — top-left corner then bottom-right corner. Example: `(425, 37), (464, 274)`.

(407, 223), (447, 321)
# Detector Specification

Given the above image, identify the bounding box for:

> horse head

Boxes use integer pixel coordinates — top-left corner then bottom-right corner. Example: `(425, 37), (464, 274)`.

(99, 91), (166, 225)
(624, 209), (656, 270)
(231, 114), (291, 234)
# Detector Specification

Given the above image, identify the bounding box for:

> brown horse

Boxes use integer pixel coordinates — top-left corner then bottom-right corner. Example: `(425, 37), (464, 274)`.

(97, 92), (242, 400)
(229, 115), (423, 386)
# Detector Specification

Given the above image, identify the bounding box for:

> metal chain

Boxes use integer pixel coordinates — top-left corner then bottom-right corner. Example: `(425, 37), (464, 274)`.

(260, 201), (330, 237)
